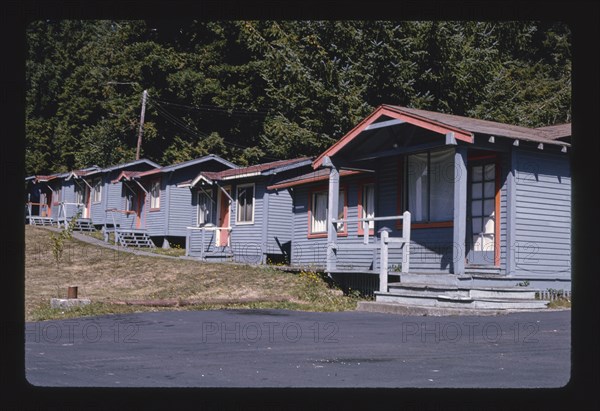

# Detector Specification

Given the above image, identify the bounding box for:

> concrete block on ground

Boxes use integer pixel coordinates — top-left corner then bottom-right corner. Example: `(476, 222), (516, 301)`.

(50, 298), (91, 309)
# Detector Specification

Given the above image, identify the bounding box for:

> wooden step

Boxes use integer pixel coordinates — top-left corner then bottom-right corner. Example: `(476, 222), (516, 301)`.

(28, 217), (56, 226)
(72, 219), (96, 232)
(114, 230), (155, 248)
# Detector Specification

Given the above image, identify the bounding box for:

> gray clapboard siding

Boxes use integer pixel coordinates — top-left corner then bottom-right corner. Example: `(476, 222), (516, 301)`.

(229, 181), (265, 264)
(513, 149), (571, 278)
(166, 185), (196, 237)
(266, 188), (294, 257)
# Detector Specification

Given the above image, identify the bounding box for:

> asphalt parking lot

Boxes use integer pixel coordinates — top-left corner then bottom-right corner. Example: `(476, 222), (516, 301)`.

(25, 309), (570, 388)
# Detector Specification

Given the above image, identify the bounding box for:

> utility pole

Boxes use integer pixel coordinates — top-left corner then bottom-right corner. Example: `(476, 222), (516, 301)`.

(135, 89), (148, 160)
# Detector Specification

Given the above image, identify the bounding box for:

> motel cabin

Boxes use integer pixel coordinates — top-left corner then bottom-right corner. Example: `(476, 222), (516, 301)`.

(25, 170), (72, 226)
(184, 157), (313, 264)
(270, 105), (571, 308)
(61, 159), (161, 231)
(110, 154), (238, 248)
(26, 160), (161, 230)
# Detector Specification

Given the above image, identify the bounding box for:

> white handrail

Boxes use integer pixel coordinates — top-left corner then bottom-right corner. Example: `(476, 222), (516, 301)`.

(57, 202), (84, 228)
(186, 226), (232, 231)
(332, 214), (407, 245)
(186, 226), (233, 259)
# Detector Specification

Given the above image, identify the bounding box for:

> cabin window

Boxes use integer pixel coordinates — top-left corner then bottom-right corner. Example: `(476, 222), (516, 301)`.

(406, 148), (454, 223)
(149, 180), (160, 210)
(74, 185), (84, 205)
(310, 189), (346, 235)
(92, 179), (102, 203)
(53, 186), (62, 205)
(125, 192), (134, 212)
(197, 191), (213, 226)
(359, 183), (375, 233)
(236, 184), (254, 224)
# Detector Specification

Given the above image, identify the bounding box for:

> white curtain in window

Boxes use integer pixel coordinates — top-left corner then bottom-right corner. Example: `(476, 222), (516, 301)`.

(150, 181), (160, 208)
(198, 191), (213, 225)
(337, 190), (346, 232)
(429, 148), (455, 221)
(312, 191), (328, 233)
(237, 185), (254, 222)
(407, 153), (429, 222)
(362, 185), (375, 229)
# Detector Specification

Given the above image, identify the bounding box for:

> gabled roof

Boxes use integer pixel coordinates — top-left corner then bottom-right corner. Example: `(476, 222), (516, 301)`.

(160, 154), (238, 173)
(26, 169), (71, 183)
(111, 155), (237, 183)
(29, 175), (59, 183)
(111, 168), (162, 183)
(100, 158), (161, 172)
(389, 106), (560, 143)
(187, 157), (312, 188)
(64, 165), (102, 180)
(313, 105), (570, 169)
(535, 123), (571, 140)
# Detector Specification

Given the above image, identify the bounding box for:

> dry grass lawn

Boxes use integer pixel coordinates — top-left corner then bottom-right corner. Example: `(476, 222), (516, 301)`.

(25, 226), (360, 321)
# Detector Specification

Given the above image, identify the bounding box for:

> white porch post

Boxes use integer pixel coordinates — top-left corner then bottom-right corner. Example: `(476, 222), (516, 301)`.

(379, 229), (389, 293)
(323, 156), (339, 273)
(453, 146), (468, 275)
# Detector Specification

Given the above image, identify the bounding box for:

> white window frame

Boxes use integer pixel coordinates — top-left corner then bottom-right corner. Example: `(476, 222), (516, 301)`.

(197, 190), (214, 227)
(74, 184), (84, 205)
(149, 179), (160, 210)
(125, 192), (134, 212)
(53, 186), (62, 205)
(405, 148), (454, 223)
(310, 189), (346, 235)
(92, 178), (102, 204)
(235, 183), (255, 224)
(310, 191), (328, 234)
(361, 183), (375, 231)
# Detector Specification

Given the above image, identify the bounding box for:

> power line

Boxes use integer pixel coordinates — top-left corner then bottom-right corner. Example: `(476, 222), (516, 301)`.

(150, 97), (271, 117)
(148, 99), (280, 160)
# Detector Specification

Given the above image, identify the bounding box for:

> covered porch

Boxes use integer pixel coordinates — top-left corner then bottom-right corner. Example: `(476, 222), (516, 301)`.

(313, 105), (475, 280)
(310, 105), (549, 309)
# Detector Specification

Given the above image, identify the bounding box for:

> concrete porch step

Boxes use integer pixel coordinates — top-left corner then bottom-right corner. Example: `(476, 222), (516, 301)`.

(357, 301), (543, 316)
(399, 272), (472, 286)
(465, 265), (501, 276)
(388, 282), (471, 298)
(388, 283), (538, 300)
(375, 291), (547, 310)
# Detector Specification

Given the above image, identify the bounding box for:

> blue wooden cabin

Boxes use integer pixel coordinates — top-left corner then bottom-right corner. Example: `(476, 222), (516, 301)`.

(26, 160), (161, 230)
(25, 171), (72, 226)
(273, 105), (571, 304)
(184, 157), (313, 263)
(61, 159), (160, 231)
(110, 155), (238, 248)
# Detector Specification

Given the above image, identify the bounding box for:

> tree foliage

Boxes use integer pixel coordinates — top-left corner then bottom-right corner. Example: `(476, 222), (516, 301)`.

(26, 20), (571, 175)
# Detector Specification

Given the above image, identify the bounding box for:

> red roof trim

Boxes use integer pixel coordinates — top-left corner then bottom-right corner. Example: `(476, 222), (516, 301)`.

(312, 105), (473, 169)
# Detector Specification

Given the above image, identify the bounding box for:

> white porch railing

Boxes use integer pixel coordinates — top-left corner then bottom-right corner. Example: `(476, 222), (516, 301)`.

(331, 211), (411, 293)
(186, 226), (232, 259)
(104, 208), (137, 244)
(25, 202), (51, 223)
(57, 202), (84, 229)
